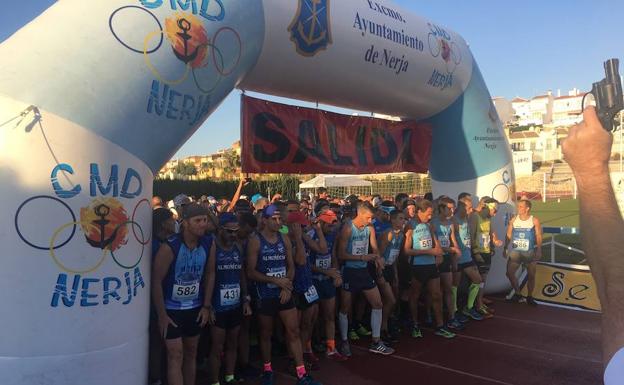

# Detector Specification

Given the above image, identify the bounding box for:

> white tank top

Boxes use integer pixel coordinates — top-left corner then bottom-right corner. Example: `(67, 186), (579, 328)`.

(512, 215), (534, 229)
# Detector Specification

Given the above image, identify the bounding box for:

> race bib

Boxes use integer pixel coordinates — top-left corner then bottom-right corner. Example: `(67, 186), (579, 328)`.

(512, 238), (530, 251)
(267, 267), (287, 288)
(352, 239), (368, 255)
(462, 236), (471, 248)
(439, 235), (450, 248)
(419, 238), (433, 249)
(387, 248), (400, 265)
(315, 255), (331, 270)
(304, 285), (319, 303)
(220, 284), (240, 307)
(172, 282), (199, 302)
(480, 234), (491, 248)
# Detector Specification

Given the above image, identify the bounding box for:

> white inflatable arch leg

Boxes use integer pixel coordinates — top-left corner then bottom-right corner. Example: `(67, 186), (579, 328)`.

(0, 1), (512, 384)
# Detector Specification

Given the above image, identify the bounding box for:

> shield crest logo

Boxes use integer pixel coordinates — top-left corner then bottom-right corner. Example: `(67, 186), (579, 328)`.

(288, 0), (332, 57)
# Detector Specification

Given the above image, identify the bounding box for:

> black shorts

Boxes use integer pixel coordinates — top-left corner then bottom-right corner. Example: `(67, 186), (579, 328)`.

(473, 252), (492, 274)
(382, 265), (396, 285)
(398, 258), (412, 291)
(342, 267), (376, 293)
(458, 260), (477, 271)
(438, 254), (452, 274)
(293, 291), (319, 310)
(254, 296), (295, 317)
(165, 308), (202, 340)
(313, 279), (336, 300)
(410, 264), (440, 284)
(214, 307), (243, 330)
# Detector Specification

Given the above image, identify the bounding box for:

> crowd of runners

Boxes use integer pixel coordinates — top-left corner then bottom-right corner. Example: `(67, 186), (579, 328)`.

(149, 184), (543, 385)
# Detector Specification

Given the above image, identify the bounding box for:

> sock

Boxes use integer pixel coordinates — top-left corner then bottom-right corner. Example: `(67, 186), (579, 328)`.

(263, 362), (272, 372)
(326, 339), (336, 352)
(451, 286), (458, 315)
(371, 308), (382, 339)
(224, 374), (235, 383)
(467, 283), (480, 309)
(295, 365), (307, 379)
(339, 312), (349, 341)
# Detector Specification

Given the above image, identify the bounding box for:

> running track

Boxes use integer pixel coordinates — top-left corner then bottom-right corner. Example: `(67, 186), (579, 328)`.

(217, 298), (603, 385)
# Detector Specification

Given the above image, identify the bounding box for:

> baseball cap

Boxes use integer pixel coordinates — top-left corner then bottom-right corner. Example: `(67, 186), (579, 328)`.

(318, 210), (338, 224)
(173, 194), (191, 208)
(287, 211), (310, 226)
(219, 212), (238, 226)
(250, 193), (264, 205)
(262, 204), (280, 218)
(181, 203), (208, 220)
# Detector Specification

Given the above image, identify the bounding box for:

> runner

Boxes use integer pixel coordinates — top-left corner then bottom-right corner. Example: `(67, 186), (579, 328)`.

(309, 209), (348, 360)
(204, 213), (252, 385)
(152, 203), (214, 385)
(246, 204), (321, 385)
(404, 199), (456, 339)
(469, 198), (503, 318)
(504, 199), (543, 306)
(337, 202), (394, 356)
(377, 208), (405, 342)
(432, 197), (463, 330)
(454, 201), (484, 321)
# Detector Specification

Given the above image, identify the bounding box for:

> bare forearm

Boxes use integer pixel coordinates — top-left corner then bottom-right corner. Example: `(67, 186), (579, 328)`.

(576, 171), (624, 301)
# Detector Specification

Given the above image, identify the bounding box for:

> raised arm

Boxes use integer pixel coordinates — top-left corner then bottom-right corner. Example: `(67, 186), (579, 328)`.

(562, 106), (624, 367)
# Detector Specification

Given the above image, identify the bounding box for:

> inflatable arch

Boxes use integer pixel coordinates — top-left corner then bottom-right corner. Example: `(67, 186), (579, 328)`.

(0, 1), (514, 384)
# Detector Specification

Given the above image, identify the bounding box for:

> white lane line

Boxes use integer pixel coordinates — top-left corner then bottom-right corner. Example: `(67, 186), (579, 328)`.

(453, 332), (602, 364)
(492, 314), (600, 335)
(351, 345), (516, 385)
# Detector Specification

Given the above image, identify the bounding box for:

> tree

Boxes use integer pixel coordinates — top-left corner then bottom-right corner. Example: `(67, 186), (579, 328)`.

(222, 149), (240, 178)
(173, 162), (197, 176)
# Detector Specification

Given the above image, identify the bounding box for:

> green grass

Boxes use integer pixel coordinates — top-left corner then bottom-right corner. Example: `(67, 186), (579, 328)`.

(528, 199), (583, 264)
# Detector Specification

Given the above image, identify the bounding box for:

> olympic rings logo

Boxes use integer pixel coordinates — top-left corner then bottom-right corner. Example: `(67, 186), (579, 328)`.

(15, 195), (151, 274)
(109, 5), (242, 94)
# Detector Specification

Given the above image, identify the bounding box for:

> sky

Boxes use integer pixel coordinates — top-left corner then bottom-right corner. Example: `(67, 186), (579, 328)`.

(2, 1), (624, 159)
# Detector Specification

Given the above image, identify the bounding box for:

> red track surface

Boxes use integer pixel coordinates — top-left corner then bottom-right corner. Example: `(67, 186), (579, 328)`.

(223, 298), (603, 385)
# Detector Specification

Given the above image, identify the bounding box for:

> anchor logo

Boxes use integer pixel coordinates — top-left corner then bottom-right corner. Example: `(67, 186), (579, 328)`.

(172, 18), (199, 64)
(86, 204), (122, 250)
(289, 0), (332, 57)
(80, 197), (129, 252)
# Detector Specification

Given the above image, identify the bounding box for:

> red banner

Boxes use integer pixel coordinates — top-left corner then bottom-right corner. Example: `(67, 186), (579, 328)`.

(241, 96), (432, 174)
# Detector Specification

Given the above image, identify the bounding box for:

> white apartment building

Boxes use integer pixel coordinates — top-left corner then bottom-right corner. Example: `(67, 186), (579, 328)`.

(511, 97), (530, 125)
(526, 92), (554, 126)
(551, 89), (585, 126)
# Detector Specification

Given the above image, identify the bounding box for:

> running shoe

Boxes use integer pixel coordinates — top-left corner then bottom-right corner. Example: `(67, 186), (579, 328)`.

(369, 340), (395, 355)
(462, 307), (484, 321)
(348, 328), (360, 341)
(447, 318), (465, 331)
(411, 325), (423, 338)
(526, 296), (538, 306)
(338, 340), (352, 357)
(478, 307), (494, 319)
(507, 294), (524, 303)
(455, 312), (470, 324)
(356, 325), (372, 337)
(261, 370), (274, 385)
(434, 326), (456, 339)
(480, 304), (495, 314)
(326, 350), (349, 361)
(296, 374), (322, 385)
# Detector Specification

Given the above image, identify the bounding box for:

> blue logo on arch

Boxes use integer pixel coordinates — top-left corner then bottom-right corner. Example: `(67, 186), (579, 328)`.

(288, 0), (332, 57)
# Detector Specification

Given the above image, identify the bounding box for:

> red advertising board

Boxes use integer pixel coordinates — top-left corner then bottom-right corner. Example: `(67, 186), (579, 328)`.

(241, 95), (432, 174)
